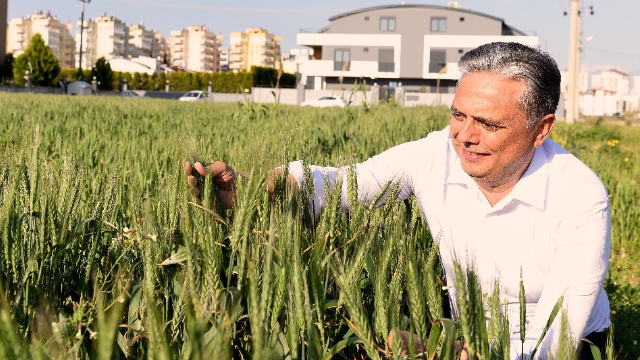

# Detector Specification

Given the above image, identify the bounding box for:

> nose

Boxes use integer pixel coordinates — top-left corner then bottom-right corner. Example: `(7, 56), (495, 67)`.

(455, 118), (480, 146)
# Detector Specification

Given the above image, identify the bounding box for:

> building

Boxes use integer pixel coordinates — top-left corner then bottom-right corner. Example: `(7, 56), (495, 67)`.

(631, 76), (640, 97)
(168, 25), (222, 72)
(154, 33), (169, 64)
(297, 3), (537, 91)
(229, 28), (282, 72)
(219, 48), (229, 72)
(7, 12), (75, 68)
(128, 22), (155, 58)
(0, 0), (7, 61)
(282, 48), (313, 75)
(591, 69), (629, 96)
(560, 70), (589, 95)
(75, 13), (128, 69)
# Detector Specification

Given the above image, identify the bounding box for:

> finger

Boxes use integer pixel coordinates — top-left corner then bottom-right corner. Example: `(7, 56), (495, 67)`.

(183, 161), (192, 176)
(187, 175), (198, 188)
(209, 161), (236, 189)
(193, 162), (207, 177)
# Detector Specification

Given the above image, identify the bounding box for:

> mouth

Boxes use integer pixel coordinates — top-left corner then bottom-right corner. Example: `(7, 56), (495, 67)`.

(462, 148), (490, 161)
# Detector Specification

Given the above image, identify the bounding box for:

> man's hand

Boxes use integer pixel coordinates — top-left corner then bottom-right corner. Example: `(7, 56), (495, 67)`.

(184, 161), (237, 209)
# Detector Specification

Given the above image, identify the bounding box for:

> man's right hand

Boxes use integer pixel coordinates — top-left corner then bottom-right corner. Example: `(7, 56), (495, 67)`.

(184, 161), (237, 209)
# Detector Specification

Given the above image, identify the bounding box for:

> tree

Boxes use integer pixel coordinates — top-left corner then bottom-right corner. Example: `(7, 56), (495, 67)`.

(90, 57), (114, 90)
(13, 34), (60, 86)
(0, 53), (14, 80)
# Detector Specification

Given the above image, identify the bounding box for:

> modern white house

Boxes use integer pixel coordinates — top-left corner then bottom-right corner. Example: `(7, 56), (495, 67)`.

(297, 3), (538, 93)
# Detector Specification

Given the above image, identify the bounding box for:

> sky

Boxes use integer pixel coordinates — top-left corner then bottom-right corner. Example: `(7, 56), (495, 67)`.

(8, 0), (640, 76)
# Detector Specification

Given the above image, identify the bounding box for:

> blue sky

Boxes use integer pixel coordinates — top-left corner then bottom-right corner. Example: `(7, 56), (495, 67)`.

(9, 0), (640, 75)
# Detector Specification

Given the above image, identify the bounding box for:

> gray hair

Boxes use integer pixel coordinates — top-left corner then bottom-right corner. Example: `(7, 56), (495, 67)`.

(458, 42), (561, 128)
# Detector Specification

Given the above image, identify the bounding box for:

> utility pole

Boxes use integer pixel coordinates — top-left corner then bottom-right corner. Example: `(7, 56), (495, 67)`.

(565, 0), (581, 124)
(78, 0), (91, 72)
(565, 1), (594, 124)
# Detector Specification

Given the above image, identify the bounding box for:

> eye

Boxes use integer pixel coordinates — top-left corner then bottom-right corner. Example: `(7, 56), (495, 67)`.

(481, 122), (500, 131)
(452, 111), (464, 120)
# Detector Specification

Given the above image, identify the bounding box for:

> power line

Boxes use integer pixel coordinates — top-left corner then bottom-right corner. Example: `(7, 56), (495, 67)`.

(582, 47), (640, 59)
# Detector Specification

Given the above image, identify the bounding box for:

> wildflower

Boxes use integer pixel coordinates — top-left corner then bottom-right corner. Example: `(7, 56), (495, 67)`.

(625, 158), (629, 162)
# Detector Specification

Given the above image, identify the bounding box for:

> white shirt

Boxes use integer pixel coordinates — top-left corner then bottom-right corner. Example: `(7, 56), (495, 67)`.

(288, 127), (610, 359)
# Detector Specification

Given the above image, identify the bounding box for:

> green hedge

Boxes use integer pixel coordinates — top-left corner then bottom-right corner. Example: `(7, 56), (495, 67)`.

(54, 66), (292, 93)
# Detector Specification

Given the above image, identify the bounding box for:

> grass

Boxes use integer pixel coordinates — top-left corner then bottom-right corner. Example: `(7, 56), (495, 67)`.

(0, 93), (637, 359)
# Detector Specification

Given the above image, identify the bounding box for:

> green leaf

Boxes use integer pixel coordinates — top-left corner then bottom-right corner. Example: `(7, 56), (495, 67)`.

(584, 338), (603, 360)
(427, 318), (456, 360)
(157, 246), (187, 267)
(530, 292), (565, 359)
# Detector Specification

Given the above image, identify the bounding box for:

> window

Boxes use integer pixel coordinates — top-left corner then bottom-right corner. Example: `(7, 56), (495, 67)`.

(460, 17), (465, 21)
(380, 17), (396, 31)
(365, 16), (370, 21)
(431, 17), (447, 32)
(334, 49), (350, 71)
(364, 47), (369, 52)
(429, 49), (446, 73)
(458, 49), (464, 54)
(378, 49), (395, 72)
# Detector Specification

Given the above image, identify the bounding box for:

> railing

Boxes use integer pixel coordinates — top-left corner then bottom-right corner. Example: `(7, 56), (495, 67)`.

(378, 62), (395, 73)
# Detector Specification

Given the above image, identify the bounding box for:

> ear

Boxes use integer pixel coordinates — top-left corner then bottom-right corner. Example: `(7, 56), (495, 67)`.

(533, 114), (556, 148)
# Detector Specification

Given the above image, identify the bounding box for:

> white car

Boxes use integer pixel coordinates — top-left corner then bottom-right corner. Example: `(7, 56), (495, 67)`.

(179, 90), (208, 102)
(301, 96), (346, 108)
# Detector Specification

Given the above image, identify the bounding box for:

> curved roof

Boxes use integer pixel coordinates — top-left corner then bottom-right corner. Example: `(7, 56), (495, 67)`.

(329, 4), (503, 23)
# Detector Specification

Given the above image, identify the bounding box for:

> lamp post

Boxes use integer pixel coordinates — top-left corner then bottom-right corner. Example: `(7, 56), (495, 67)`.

(78, 0), (91, 71)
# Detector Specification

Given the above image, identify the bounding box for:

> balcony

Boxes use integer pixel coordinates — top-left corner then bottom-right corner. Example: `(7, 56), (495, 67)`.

(305, 60), (400, 78)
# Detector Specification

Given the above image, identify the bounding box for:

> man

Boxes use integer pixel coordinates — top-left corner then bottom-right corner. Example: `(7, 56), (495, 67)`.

(185, 42), (610, 359)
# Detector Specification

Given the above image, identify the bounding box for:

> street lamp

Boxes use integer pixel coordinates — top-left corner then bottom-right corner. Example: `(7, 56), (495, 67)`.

(78, 0), (91, 72)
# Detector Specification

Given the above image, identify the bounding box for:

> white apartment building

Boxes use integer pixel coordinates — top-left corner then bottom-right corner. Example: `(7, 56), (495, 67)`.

(154, 32), (169, 64)
(75, 13), (128, 69)
(168, 25), (222, 72)
(592, 69), (630, 95)
(631, 76), (640, 97)
(560, 70), (589, 95)
(128, 22), (154, 58)
(229, 28), (282, 72)
(219, 48), (229, 72)
(7, 12), (75, 68)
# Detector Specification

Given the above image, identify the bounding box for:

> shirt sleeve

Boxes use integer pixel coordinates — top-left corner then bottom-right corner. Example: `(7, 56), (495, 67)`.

(287, 140), (423, 219)
(518, 196), (611, 359)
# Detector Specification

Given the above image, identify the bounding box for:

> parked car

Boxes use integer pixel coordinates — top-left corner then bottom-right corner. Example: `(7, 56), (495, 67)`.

(301, 96), (346, 108)
(179, 90), (208, 102)
(122, 90), (143, 98)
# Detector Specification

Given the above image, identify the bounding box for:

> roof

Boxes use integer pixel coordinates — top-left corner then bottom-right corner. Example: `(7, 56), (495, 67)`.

(328, 4), (504, 23)
(324, 4), (527, 35)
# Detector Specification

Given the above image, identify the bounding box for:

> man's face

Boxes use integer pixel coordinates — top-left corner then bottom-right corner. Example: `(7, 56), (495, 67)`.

(450, 72), (541, 188)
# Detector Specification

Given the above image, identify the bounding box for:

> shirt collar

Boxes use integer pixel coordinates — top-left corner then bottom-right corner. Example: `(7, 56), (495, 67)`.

(446, 139), (475, 187)
(506, 145), (549, 211)
(445, 138), (549, 211)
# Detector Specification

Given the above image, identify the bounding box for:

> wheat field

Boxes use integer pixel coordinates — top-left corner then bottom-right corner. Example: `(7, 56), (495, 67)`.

(0, 93), (637, 359)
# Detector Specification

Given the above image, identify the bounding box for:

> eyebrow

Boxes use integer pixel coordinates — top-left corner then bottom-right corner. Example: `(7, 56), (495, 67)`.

(450, 106), (503, 127)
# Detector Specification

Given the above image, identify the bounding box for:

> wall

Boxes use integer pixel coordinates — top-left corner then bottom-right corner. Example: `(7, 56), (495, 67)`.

(251, 87), (299, 105)
(403, 92), (455, 107)
(251, 87), (377, 106)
